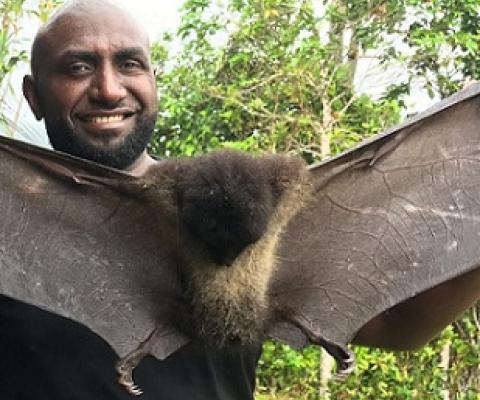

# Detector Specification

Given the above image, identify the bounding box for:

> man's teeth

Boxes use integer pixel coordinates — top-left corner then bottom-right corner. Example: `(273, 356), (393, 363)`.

(87, 115), (124, 123)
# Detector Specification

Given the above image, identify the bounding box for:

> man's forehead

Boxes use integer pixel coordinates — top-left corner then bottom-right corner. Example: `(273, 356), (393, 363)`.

(46, 13), (148, 48)
(38, 0), (150, 55)
(31, 1), (151, 76)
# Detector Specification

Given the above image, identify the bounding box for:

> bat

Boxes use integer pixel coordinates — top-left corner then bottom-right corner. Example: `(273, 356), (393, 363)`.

(1, 82), (480, 395)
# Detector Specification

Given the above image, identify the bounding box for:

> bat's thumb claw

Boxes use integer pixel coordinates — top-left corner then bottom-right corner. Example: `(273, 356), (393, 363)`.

(117, 373), (144, 397)
(117, 362), (144, 396)
(128, 385), (144, 396)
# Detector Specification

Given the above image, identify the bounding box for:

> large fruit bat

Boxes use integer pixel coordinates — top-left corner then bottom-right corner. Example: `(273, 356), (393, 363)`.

(1, 83), (479, 394)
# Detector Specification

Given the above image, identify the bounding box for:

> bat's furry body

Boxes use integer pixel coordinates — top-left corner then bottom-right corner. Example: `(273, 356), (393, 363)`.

(116, 151), (311, 394)
(144, 151), (311, 345)
(185, 160), (311, 345)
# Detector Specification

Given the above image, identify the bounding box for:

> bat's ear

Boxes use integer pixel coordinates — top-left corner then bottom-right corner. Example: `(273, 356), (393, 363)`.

(22, 75), (43, 121)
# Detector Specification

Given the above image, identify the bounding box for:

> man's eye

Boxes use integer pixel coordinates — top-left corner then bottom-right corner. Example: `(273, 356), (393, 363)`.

(68, 63), (92, 74)
(120, 60), (142, 71)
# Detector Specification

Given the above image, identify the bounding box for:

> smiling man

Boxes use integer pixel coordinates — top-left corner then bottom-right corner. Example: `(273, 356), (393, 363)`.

(23, 0), (158, 176)
(0, 1), (261, 399)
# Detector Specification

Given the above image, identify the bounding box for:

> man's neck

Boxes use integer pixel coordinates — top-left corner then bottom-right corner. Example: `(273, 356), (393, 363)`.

(125, 151), (157, 176)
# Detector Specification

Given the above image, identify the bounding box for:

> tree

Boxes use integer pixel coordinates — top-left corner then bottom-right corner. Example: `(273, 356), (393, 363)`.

(378, 0), (480, 100)
(152, 0), (400, 161)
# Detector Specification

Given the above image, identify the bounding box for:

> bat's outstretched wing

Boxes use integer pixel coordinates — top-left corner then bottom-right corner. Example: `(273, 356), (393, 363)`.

(0, 137), (189, 361)
(270, 83), (480, 367)
(2, 82), (480, 380)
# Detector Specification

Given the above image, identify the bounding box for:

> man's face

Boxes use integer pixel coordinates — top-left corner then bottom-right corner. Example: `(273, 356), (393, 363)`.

(25, 12), (158, 169)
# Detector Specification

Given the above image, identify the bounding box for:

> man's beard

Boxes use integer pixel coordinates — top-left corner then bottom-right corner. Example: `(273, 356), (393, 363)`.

(46, 113), (157, 170)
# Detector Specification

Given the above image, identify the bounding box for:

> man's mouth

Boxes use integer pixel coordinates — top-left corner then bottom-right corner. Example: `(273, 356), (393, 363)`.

(77, 111), (136, 135)
(85, 114), (126, 123)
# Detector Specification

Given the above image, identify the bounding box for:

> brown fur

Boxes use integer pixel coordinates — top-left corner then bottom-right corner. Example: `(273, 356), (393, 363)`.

(186, 173), (311, 345)
(141, 151), (312, 346)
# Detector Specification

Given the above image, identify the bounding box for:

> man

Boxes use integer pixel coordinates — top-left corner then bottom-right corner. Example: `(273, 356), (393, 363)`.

(0, 1), (261, 399)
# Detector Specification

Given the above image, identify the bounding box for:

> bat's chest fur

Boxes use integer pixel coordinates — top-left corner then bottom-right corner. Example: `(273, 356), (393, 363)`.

(182, 181), (310, 346)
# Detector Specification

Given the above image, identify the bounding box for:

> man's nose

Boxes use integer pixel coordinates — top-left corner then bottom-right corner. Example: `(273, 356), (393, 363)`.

(89, 64), (127, 104)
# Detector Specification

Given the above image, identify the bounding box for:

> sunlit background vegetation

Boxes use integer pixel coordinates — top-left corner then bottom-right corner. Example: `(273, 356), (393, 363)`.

(1, 0), (479, 398)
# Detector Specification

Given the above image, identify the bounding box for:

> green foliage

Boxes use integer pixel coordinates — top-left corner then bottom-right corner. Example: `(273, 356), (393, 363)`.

(0, 0), (63, 85)
(0, 0), (28, 132)
(446, 308), (480, 397)
(0, 1), (28, 91)
(256, 342), (321, 399)
(0, 0), (62, 134)
(256, 313), (479, 399)
(328, 310), (480, 400)
(328, 342), (448, 399)
(384, 0), (480, 98)
(152, 0), (401, 162)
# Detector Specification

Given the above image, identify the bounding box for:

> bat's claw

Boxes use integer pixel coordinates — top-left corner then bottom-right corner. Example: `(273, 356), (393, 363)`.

(323, 341), (355, 378)
(116, 329), (159, 396)
(283, 311), (357, 377)
(117, 363), (143, 396)
(127, 385), (143, 396)
(333, 347), (355, 379)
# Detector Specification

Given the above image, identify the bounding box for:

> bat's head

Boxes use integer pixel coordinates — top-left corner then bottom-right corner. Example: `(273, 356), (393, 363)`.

(177, 150), (307, 266)
(178, 152), (275, 266)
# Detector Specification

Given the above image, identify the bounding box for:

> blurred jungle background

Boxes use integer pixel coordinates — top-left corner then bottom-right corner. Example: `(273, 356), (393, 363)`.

(1, 0), (479, 398)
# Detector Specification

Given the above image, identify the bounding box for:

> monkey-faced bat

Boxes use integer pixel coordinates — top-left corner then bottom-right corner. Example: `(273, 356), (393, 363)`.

(1, 83), (480, 394)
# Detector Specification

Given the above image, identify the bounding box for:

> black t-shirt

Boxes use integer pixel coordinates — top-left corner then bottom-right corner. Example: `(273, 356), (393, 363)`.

(0, 296), (261, 400)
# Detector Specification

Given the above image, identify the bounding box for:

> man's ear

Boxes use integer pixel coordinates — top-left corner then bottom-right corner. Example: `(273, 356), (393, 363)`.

(22, 75), (43, 121)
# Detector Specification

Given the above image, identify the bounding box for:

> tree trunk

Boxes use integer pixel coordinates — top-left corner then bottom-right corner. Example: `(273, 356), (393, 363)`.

(321, 97), (332, 158)
(439, 342), (450, 400)
(319, 350), (334, 399)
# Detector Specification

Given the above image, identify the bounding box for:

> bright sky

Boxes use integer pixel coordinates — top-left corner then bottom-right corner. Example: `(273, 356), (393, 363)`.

(115, 0), (182, 42)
